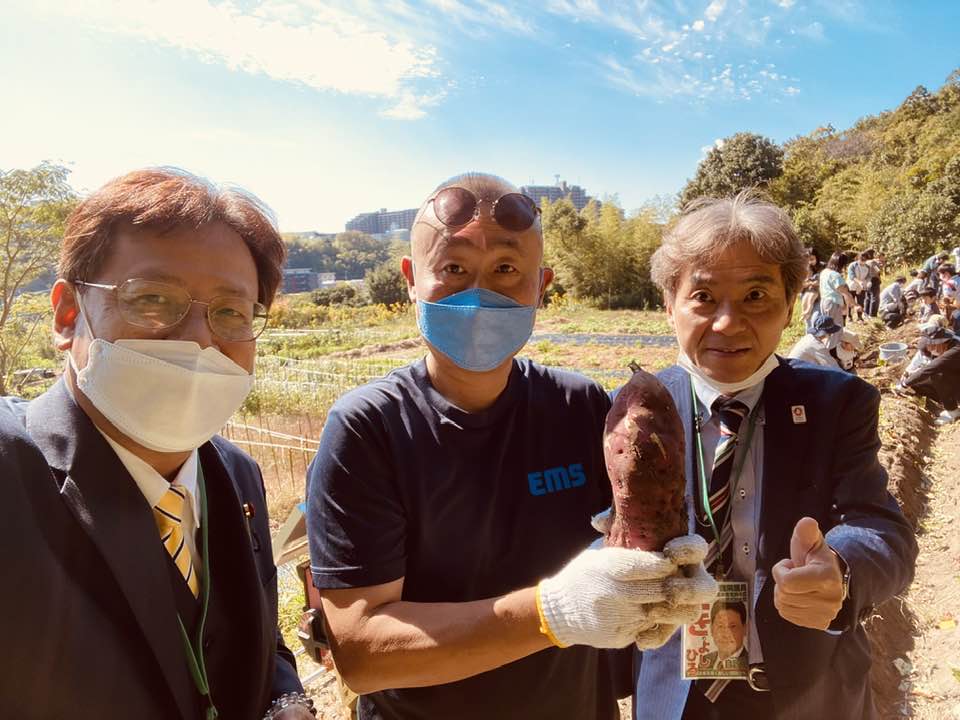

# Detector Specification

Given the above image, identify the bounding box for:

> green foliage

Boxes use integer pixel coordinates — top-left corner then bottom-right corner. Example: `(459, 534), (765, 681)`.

(680, 132), (784, 206)
(365, 259), (409, 306)
(542, 198), (663, 309)
(0, 162), (76, 394)
(764, 68), (960, 264)
(285, 230), (393, 280)
(311, 282), (363, 307)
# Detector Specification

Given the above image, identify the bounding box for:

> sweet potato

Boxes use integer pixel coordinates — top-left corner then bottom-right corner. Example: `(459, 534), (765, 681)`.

(603, 368), (687, 551)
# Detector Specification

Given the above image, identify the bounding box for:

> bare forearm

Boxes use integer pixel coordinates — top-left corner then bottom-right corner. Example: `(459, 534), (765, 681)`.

(329, 587), (551, 693)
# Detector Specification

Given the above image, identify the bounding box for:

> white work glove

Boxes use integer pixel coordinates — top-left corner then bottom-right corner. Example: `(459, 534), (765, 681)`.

(536, 535), (717, 650)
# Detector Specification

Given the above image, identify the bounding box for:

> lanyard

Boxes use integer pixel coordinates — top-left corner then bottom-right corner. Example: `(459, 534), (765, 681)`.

(690, 382), (760, 578)
(176, 461), (219, 720)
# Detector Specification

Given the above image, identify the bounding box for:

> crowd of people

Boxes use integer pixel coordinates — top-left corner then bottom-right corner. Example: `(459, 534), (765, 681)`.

(0, 168), (927, 720)
(790, 244), (960, 425)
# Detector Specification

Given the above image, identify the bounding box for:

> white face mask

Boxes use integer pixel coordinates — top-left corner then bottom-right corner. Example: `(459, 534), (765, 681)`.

(677, 351), (780, 396)
(836, 346), (857, 368)
(69, 338), (254, 453)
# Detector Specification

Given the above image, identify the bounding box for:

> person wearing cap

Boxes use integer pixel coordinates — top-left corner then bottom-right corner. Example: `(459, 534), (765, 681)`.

(918, 287), (941, 324)
(786, 315), (843, 369)
(304, 172), (715, 720)
(899, 327), (960, 425)
(836, 328), (863, 373)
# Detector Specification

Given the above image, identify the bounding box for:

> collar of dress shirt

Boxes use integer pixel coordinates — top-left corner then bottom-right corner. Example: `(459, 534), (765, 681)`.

(691, 373), (766, 425)
(98, 430), (201, 529)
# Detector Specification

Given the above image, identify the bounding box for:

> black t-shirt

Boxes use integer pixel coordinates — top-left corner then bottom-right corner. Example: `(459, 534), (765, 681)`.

(307, 357), (617, 720)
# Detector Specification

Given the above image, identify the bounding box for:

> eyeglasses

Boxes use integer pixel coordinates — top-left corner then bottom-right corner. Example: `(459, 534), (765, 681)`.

(427, 186), (541, 232)
(74, 279), (269, 342)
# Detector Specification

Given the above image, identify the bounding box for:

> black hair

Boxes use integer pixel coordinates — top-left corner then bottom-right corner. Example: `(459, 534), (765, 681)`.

(710, 600), (747, 625)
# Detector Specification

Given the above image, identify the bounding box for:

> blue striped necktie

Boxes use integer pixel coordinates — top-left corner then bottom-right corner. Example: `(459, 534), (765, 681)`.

(701, 397), (749, 575)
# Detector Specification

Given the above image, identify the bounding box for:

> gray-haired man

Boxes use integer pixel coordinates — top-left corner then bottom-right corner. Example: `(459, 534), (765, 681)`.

(632, 193), (916, 720)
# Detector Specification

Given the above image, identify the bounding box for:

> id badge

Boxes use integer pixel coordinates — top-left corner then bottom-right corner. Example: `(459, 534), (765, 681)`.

(682, 581), (750, 680)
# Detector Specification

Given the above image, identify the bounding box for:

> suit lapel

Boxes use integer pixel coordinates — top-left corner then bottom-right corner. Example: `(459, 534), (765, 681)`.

(25, 380), (198, 720)
(200, 441), (273, 716)
(758, 359), (813, 571)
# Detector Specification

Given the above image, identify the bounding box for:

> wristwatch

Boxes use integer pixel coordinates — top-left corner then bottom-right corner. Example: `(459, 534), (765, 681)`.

(831, 548), (851, 601)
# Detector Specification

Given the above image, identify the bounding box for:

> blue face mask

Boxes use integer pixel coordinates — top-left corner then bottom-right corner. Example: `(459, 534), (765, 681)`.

(417, 288), (536, 372)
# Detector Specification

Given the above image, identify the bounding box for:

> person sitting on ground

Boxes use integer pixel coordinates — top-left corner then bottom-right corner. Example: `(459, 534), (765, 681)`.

(938, 263), (958, 307)
(898, 320), (949, 383)
(836, 328), (862, 373)
(787, 314), (843, 369)
(918, 287), (940, 324)
(899, 328), (960, 425)
(904, 269), (926, 305)
(879, 276), (908, 328)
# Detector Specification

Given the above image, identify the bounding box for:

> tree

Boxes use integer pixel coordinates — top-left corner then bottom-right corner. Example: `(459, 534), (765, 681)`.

(365, 259), (409, 306)
(542, 198), (662, 309)
(0, 162), (75, 394)
(680, 132), (784, 206)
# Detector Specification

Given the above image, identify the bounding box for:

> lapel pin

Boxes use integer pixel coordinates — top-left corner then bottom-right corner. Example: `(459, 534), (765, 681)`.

(791, 405), (807, 424)
(242, 502), (256, 519)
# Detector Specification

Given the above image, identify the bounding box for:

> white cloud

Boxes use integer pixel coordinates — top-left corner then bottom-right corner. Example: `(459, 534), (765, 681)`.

(795, 21), (825, 40)
(39, 0), (445, 119)
(704, 0), (726, 22)
(692, 19), (705, 31)
(784, 85), (800, 95)
(423, 0), (536, 36)
(776, 0), (796, 8)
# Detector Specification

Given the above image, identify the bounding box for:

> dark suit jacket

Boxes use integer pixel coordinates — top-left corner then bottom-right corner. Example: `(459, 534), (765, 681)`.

(633, 358), (917, 720)
(0, 380), (301, 719)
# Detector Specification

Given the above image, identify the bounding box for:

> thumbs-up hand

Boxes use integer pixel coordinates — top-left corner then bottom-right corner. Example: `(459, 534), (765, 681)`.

(771, 517), (845, 630)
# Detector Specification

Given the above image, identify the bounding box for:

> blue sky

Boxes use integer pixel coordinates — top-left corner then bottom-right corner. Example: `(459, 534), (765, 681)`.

(3, 1), (958, 232)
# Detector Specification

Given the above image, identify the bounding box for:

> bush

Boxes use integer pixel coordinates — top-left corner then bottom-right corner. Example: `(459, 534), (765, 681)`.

(311, 283), (364, 307)
(365, 260), (409, 306)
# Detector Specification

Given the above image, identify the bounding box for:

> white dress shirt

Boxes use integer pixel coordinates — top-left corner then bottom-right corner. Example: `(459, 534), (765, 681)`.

(100, 432), (203, 580)
(691, 375), (766, 664)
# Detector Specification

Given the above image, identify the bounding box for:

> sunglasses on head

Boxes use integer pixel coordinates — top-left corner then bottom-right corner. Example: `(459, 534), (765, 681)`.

(427, 186), (541, 232)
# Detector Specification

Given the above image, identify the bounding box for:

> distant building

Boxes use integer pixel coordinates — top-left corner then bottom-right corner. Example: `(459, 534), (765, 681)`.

(345, 207), (418, 235)
(282, 268), (319, 294)
(520, 178), (594, 211)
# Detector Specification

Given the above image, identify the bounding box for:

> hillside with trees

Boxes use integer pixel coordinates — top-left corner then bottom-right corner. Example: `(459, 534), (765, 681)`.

(683, 68), (960, 264)
(542, 67), (959, 311)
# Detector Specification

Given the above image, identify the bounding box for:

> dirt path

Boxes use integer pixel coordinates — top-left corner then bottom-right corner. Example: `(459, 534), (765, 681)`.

(904, 419), (960, 718)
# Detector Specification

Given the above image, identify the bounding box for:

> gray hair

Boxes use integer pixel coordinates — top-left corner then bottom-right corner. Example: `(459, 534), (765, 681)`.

(650, 191), (807, 302)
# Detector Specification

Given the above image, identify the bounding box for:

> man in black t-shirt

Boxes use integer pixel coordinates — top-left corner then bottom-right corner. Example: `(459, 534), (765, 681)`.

(306, 172), (715, 720)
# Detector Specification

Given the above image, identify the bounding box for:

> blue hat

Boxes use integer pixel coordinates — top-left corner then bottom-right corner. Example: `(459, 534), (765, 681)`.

(812, 315), (842, 337)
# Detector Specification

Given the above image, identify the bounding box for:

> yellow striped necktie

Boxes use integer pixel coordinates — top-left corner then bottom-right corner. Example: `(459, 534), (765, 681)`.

(153, 483), (199, 598)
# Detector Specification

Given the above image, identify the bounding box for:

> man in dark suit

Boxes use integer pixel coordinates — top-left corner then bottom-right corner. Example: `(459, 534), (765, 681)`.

(632, 193), (917, 720)
(0, 169), (313, 719)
